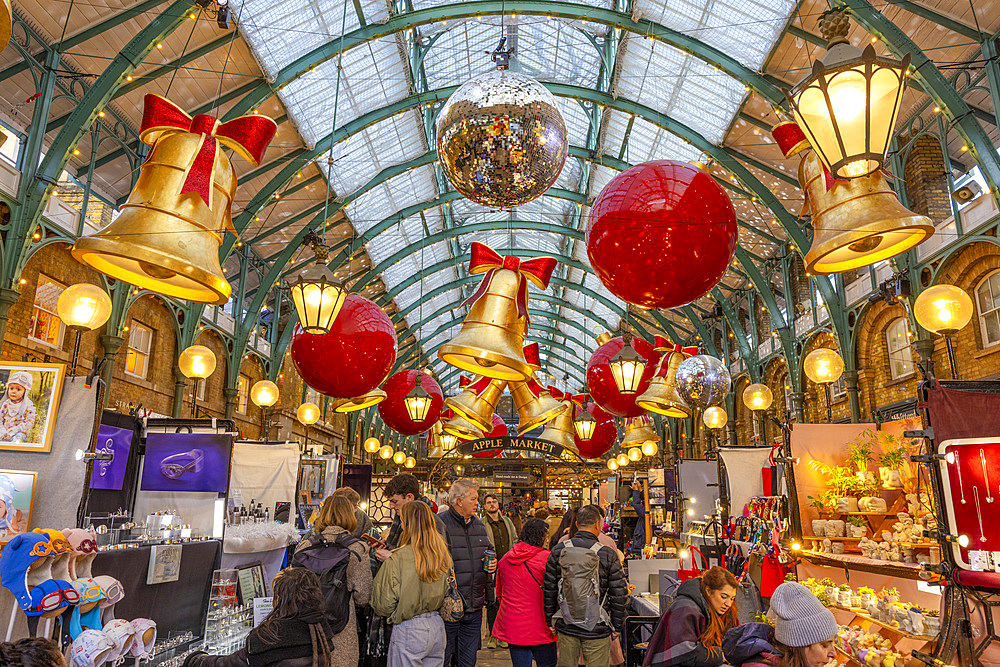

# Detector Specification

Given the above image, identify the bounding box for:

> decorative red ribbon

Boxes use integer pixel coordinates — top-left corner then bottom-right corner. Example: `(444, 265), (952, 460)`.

(525, 378), (547, 396)
(523, 343), (541, 369)
(547, 386), (565, 399)
(656, 343), (698, 376)
(458, 376), (472, 389)
(138, 94), (277, 209)
(468, 375), (494, 395)
(463, 243), (557, 325)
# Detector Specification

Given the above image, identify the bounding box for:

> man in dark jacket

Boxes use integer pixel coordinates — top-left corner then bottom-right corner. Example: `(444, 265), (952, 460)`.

(544, 504), (626, 666)
(439, 478), (496, 667)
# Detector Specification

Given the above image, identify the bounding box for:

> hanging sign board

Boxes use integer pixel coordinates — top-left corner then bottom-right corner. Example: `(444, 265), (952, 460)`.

(457, 436), (580, 461)
(493, 470), (530, 483)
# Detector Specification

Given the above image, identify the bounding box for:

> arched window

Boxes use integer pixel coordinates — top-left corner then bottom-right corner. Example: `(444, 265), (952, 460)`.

(975, 270), (1000, 348)
(886, 318), (914, 380)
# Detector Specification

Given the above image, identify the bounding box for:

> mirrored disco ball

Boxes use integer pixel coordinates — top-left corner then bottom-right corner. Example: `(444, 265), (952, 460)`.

(675, 355), (731, 409)
(436, 69), (568, 208)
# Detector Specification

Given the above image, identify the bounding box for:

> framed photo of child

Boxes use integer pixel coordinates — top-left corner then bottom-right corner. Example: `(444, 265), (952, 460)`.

(0, 361), (65, 453)
(0, 469), (37, 542)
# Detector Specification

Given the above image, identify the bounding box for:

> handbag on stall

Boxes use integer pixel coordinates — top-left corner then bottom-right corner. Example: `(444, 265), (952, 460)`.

(678, 546), (707, 582)
(761, 443), (783, 496)
(758, 552), (792, 597)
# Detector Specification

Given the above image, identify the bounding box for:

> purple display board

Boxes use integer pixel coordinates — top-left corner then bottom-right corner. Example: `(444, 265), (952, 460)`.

(140, 432), (232, 493)
(89, 424), (134, 490)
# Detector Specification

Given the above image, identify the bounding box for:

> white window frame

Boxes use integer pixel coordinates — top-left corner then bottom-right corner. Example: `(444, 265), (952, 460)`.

(28, 274), (65, 348)
(830, 374), (847, 400)
(975, 270), (1000, 349)
(237, 374), (250, 414)
(124, 322), (153, 379)
(886, 318), (914, 381)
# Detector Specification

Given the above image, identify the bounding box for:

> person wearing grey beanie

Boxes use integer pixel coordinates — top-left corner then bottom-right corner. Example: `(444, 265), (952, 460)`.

(767, 582), (838, 667)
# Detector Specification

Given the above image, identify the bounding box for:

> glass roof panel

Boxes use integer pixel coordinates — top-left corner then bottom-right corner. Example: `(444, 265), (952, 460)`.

(346, 166), (438, 230)
(615, 37), (746, 144)
(280, 38), (409, 147)
(554, 157), (583, 191)
(232, 0), (390, 80)
(603, 112), (701, 165)
(632, 0), (796, 69)
(324, 110), (427, 203)
(556, 97), (594, 148)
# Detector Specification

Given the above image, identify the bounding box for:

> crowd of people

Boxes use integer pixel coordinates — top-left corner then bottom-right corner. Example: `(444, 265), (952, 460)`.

(0, 475), (839, 667)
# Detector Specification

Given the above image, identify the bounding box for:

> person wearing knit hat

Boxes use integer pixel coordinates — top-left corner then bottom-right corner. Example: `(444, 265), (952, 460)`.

(0, 369), (36, 443)
(767, 582), (838, 667)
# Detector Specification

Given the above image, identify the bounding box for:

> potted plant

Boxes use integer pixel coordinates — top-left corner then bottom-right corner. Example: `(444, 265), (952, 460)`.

(847, 429), (876, 473)
(847, 516), (867, 538)
(881, 586), (899, 604)
(924, 608), (941, 636)
(821, 577), (838, 600)
(859, 586), (876, 606)
(879, 443), (907, 489)
(838, 583), (853, 607)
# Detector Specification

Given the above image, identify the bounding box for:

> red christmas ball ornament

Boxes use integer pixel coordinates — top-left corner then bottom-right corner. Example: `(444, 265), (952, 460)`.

(379, 370), (444, 436)
(473, 414), (508, 458)
(290, 295), (397, 398)
(586, 336), (659, 417)
(574, 401), (617, 459)
(586, 160), (737, 308)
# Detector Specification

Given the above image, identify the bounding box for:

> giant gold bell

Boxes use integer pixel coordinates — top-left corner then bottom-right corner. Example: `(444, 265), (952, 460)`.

(332, 389), (387, 413)
(637, 350), (691, 418)
(443, 412), (485, 440)
(621, 415), (659, 449)
(801, 149), (933, 274)
(510, 379), (568, 435)
(438, 268), (531, 381)
(72, 131), (233, 304)
(445, 376), (506, 431)
(538, 400), (578, 455)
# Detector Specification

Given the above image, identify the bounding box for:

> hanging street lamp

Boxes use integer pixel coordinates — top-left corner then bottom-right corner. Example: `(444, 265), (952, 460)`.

(803, 348), (845, 421)
(289, 232), (347, 335)
(914, 284), (974, 379)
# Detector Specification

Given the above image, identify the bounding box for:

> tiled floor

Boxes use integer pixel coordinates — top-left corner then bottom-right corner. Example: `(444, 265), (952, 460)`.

(476, 646), (515, 666)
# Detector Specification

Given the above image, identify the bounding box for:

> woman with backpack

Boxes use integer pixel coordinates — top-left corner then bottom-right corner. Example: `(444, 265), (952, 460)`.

(294, 495), (371, 667)
(183, 568), (332, 666)
(371, 499), (451, 666)
(493, 519), (557, 667)
(643, 566), (740, 667)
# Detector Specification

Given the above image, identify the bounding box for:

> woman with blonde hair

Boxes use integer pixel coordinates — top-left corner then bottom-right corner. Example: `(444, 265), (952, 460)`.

(372, 499), (452, 666)
(294, 495), (371, 667)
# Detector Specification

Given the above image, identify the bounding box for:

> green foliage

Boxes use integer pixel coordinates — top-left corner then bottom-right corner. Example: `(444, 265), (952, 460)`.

(847, 516), (866, 527)
(808, 491), (836, 513)
(880, 586), (899, 598)
(820, 577), (836, 587)
(879, 441), (907, 469)
(784, 572), (798, 582)
(858, 587), (875, 596)
(847, 429), (877, 471)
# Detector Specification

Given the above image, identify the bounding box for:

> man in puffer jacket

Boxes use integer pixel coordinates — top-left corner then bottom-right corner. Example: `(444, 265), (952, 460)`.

(543, 505), (626, 666)
(438, 479), (496, 667)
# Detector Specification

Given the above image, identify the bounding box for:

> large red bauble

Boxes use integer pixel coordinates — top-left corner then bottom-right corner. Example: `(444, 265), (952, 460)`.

(574, 402), (617, 459)
(586, 336), (659, 417)
(473, 415), (508, 458)
(379, 371), (444, 436)
(586, 160), (737, 309)
(290, 295), (397, 398)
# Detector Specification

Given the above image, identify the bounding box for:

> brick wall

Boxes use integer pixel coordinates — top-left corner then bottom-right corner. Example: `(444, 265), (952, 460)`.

(0, 244), (347, 454)
(903, 134), (953, 222)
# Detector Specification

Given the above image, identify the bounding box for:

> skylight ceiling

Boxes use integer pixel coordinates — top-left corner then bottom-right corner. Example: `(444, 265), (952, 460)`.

(230, 0), (800, 381)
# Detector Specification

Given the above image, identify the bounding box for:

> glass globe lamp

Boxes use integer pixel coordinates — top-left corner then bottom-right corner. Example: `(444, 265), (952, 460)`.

(250, 380), (279, 408)
(703, 406), (728, 430)
(642, 441), (658, 457)
(404, 456), (416, 469)
(296, 402), (321, 425)
(178, 345), (217, 380)
(803, 348), (845, 385)
(393, 450), (407, 465)
(742, 384), (773, 411)
(607, 458), (618, 471)
(56, 283), (112, 330)
(628, 447), (642, 462)
(363, 437), (381, 454)
(616, 452), (629, 467)
(379, 445), (394, 460)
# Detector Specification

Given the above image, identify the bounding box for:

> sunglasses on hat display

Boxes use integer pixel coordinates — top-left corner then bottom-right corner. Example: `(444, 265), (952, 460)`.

(28, 541), (55, 558)
(73, 578), (107, 605)
(160, 449), (204, 480)
(28, 585), (80, 614)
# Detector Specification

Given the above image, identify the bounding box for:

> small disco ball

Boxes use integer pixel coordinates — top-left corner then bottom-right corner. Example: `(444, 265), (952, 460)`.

(675, 355), (731, 409)
(436, 69), (568, 208)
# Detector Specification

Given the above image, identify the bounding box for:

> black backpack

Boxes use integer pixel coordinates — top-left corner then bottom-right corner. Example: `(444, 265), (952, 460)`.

(289, 533), (361, 633)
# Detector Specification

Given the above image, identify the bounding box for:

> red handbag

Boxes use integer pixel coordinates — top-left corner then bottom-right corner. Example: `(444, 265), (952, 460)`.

(678, 546), (707, 582)
(758, 552), (791, 597)
(761, 443), (782, 496)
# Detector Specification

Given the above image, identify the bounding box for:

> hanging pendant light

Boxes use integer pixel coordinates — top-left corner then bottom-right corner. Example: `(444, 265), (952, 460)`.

(404, 373), (433, 423)
(379, 445), (394, 460)
(573, 408), (597, 441)
(616, 452), (629, 467)
(785, 9), (910, 179)
(607, 458), (618, 471)
(393, 450), (407, 465)
(290, 232), (347, 335)
(363, 437), (381, 454)
(609, 334), (646, 395)
(332, 389), (387, 413)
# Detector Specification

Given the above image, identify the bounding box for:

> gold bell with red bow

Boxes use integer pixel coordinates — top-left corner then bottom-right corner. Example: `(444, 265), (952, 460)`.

(773, 121), (933, 275)
(442, 411), (485, 440)
(637, 344), (694, 418)
(439, 243), (557, 381)
(508, 343), (567, 434)
(621, 415), (659, 449)
(445, 375), (506, 432)
(73, 94), (277, 304)
(538, 399), (578, 454)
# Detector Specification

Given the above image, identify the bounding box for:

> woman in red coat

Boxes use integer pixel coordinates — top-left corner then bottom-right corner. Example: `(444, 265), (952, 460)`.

(493, 518), (558, 667)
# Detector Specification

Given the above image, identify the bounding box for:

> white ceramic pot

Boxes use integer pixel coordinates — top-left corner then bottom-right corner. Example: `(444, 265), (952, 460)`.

(812, 519), (828, 536)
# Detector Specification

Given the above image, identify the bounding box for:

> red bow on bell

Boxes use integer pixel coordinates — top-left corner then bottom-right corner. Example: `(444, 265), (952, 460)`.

(458, 376), (472, 389)
(463, 242), (557, 325)
(656, 343), (699, 375)
(138, 94), (278, 209)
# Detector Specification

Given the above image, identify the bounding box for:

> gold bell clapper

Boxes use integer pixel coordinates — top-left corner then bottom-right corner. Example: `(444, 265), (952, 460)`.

(445, 375), (507, 431)
(538, 399), (577, 453)
(442, 412), (485, 440)
(637, 344), (696, 418)
(72, 94), (277, 304)
(773, 121), (933, 275)
(621, 414), (659, 449)
(438, 243), (557, 381)
(510, 377), (569, 435)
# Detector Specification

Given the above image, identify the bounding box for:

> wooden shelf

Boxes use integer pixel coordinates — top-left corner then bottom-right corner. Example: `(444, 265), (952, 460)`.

(806, 536), (864, 541)
(835, 646), (863, 666)
(800, 550), (935, 580)
(854, 610), (938, 643)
